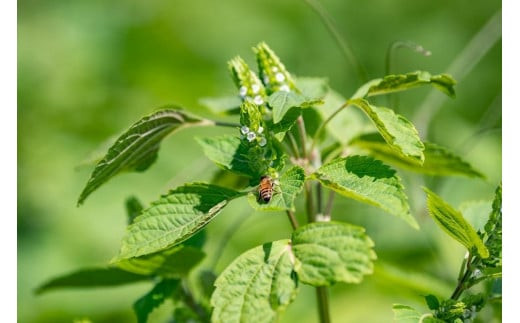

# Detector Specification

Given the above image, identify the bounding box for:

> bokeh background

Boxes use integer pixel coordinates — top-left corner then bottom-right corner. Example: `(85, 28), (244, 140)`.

(18, 0), (501, 322)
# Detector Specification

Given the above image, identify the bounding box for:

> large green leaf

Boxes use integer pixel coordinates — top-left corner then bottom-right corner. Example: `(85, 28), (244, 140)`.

(77, 109), (209, 205)
(134, 279), (179, 323)
(350, 133), (484, 178)
(115, 246), (205, 277)
(352, 71), (456, 99)
(392, 304), (422, 323)
(312, 155), (418, 229)
(35, 268), (148, 294)
(268, 91), (323, 124)
(424, 188), (489, 258)
(115, 183), (243, 260)
(349, 98), (425, 163)
(211, 240), (298, 323)
(247, 166), (305, 212)
(291, 222), (376, 286)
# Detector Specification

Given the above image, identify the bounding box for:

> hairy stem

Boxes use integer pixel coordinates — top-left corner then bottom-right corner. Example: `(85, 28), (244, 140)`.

(302, 0), (367, 83)
(304, 182), (315, 223)
(286, 210), (299, 230)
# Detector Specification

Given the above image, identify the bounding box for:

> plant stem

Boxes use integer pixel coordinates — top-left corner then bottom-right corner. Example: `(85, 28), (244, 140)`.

(302, 0), (367, 83)
(181, 280), (209, 321)
(304, 182), (315, 223)
(316, 286), (331, 323)
(286, 210), (299, 230)
(316, 183), (323, 215)
(310, 101), (349, 153)
(324, 191), (335, 217)
(287, 132), (301, 159)
(214, 120), (241, 128)
(451, 253), (473, 300)
(297, 116), (308, 158)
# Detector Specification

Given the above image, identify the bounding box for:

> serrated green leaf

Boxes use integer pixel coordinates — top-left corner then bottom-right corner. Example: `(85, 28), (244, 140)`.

(392, 304), (421, 323)
(350, 133), (484, 178)
(292, 222), (376, 286)
(126, 196), (144, 224)
(199, 96), (241, 115)
(134, 279), (179, 323)
(35, 268), (148, 295)
(353, 71), (456, 99)
(197, 135), (285, 180)
(211, 240), (298, 323)
(116, 183), (243, 260)
(349, 98), (425, 163)
(312, 156), (418, 229)
(247, 166), (305, 212)
(115, 246), (205, 277)
(78, 109), (209, 205)
(424, 188), (489, 258)
(268, 91), (323, 124)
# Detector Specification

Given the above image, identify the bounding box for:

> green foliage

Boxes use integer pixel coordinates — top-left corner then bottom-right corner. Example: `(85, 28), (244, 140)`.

(199, 96), (241, 115)
(254, 42), (297, 94)
(350, 133), (484, 178)
(348, 98), (425, 163)
(291, 222), (376, 286)
(116, 183), (243, 260)
(392, 304), (422, 323)
(312, 155), (418, 229)
(125, 196), (144, 224)
(479, 184), (502, 267)
(133, 279), (179, 323)
(35, 268), (149, 294)
(77, 109), (209, 205)
(424, 187), (489, 258)
(247, 166), (305, 211)
(211, 240), (298, 323)
(353, 71), (456, 99)
(268, 91), (323, 124)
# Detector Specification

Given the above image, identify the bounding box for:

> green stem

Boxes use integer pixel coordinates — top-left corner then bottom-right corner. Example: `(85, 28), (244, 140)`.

(316, 286), (331, 323)
(451, 253), (473, 300)
(302, 0), (367, 83)
(304, 182), (315, 223)
(286, 210), (299, 230)
(310, 101), (349, 153)
(287, 132), (301, 159)
(214, 120), (241, 128)
(297, 116), (308, 158)
(324, 191), (335, 217)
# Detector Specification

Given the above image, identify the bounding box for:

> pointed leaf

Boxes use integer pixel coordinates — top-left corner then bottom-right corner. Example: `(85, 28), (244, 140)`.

(350, 133), (484, 177)
(134, 279), (179, 323)
(349, 98), (425, 163)
(115, 246), (205, 277)
(312, 156), (418, 229)
(424, 188), (489, 258)
(116, 183), (243, 260)
(292, 222), (376, 286)
(247, 166), (305, 212)
(353, 71), (456, 99)
(268, 91), (323, 123)
(35, 268), (148, 294)
(211, 240), (298, 323)
(78, 109), (210, 205)
(199, 96), (241, 115)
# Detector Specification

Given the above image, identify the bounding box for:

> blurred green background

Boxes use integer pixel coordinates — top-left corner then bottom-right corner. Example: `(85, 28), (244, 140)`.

(18, 0), (501, 322)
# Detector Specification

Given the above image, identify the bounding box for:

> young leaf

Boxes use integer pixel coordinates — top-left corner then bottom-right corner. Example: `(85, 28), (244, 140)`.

(77, 109), (210, 205)
(392, 304), (421, 323)
(247, 166), (305, 212)
(424, 188), (489, 258)
(35, 268), (148, 294)
(291, 222), (376, 286)
(312, 156), (418, 229)
(352, 71), (456, 99)
(126, 196), (144, 224)
(350, 133), (484, 178)
(211, 240), (298, 323)
(134, 279), (179, 323)
(199, 96), (241, 115)
(115, 183), (243, 260)
(267, 91), (323, 124)
(115, 246), (205, 277)
(349, 98), (425, 164)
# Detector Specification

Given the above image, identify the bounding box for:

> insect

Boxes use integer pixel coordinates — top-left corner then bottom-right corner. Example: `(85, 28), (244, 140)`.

(258, 175), (274, 202)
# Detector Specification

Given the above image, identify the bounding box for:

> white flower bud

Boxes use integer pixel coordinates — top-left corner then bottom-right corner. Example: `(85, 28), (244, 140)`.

(257, 126), (264, 133)
(252, 84), (260, 94)
(239, 86), (248, 97)
(253, 95), (264, 105)
(258, 137), (267, 146)
(275, 72), (285, 82)
(279, 84), (290, 92)
(247, 132), (256, 141)
(240, 126), (249, 135)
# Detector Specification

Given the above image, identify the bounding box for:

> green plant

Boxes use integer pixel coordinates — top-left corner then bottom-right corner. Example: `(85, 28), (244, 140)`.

(36, 42), (500, 323)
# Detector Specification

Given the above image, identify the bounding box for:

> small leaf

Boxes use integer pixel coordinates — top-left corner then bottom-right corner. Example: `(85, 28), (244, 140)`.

(134, 279), (179, 323)
(268, 91), (323, 124)
(211, 240), (298, 323)
(424, 188), (489, 258)
(392, 304), (421, 323)
(349, 98), (425, 163)
(425, 294), (440, 310)
(292, 222), (376, 286)
(199, 96), (241, 115)
(350, 133), (484, 178)
(126, 196), (144, 224)
(77, 109), (209, 205)
(312, 156), (418, 229)
(115, 246), (205, 277)
(116, 183), (243, 260)
(353, 71), (456, 99)
(35, 268), (148, 294)
(247, 166), (305, 212)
